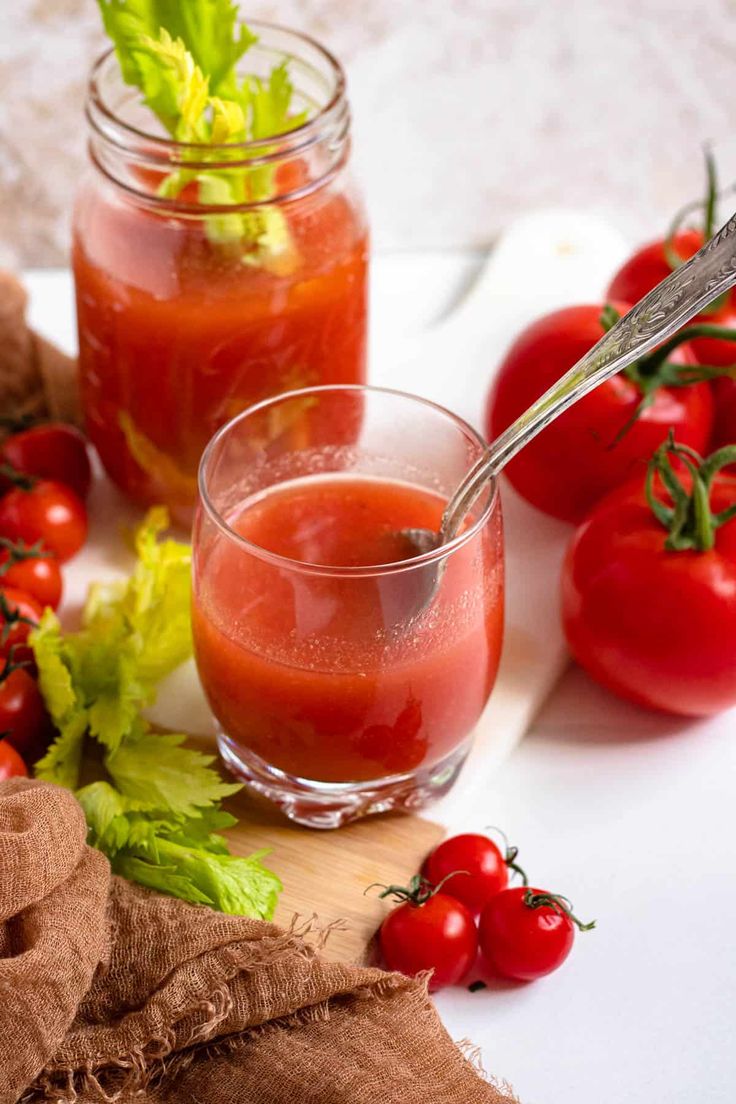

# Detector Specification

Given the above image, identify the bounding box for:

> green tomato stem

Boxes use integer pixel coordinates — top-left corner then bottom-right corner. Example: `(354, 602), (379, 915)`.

(646, 433), (736, 552)
(522, 890), (596, 932)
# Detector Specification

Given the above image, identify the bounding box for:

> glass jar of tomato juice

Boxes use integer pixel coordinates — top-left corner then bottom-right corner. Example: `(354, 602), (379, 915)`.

(73, 23), (368, 523)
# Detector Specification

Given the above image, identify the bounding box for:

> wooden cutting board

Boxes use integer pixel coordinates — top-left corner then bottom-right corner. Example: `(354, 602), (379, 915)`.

(222, 788), (445, 963)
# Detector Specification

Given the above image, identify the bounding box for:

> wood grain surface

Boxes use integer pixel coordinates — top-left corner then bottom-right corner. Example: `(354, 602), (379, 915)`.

(222, 789), (445, 963)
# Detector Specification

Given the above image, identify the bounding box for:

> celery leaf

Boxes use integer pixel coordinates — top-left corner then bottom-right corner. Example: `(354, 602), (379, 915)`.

(105, 726), (241, 818)
(31, 508), (282, 921)
(113, 833), (282, 916)
(95, 1), (307, 261)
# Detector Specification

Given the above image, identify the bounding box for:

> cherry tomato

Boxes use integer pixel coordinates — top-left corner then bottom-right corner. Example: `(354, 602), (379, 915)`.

(0, 479), (87, 562)
(0, 540), (62, 610)
(0, 423), (91, 500)
(479, 887), (592, 981)
(378, 880), (477, 991)
(607, 229), (736, 367)
(424, 833), (525, 914)
(562, 440), (736, 716)
(0, 658), (51, 764)
(486, 304), (712, 523)
(0, 737), (28, 780)
(0, 587), (43, 666)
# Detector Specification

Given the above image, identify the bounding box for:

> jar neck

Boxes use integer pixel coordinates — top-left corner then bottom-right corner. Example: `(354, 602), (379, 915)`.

(85, 21), (351, 212)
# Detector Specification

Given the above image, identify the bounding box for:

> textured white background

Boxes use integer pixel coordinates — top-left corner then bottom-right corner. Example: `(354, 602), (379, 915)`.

(1, 0), (736, 265)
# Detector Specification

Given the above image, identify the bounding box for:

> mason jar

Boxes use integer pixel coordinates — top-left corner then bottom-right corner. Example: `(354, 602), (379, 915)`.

(73, 22), (369, 523)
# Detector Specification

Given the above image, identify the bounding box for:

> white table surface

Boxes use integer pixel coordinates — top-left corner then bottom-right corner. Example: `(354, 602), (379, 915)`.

(391, 256), (736, 1104)
(26, 253), (736, 1104)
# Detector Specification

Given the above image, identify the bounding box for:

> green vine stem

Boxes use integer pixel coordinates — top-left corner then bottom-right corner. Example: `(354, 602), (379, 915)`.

(0, 592), (38, 647)
(523, 890), (596, 932)
(0, 539), (51, 575)
(484, 826), (529, 886)
(648, 322), (736, 367)
(0, 647), (29, 684)
(504, 845), (529, 887)
(598, 306), (736, 444)
(366, 872), (468, 907)
(646, 433), (736, 552)
(662, 149), (736, 314)
(0, 463), (36, 492)
(664, 148), (719, 270)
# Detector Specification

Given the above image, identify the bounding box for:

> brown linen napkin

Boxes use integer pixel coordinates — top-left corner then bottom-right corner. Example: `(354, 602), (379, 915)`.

(0, 270), (80, 430)
(0, 779), (516, 1104)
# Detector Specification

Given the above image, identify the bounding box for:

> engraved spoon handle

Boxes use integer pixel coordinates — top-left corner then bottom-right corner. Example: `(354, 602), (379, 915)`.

(441, 210), (736, 542)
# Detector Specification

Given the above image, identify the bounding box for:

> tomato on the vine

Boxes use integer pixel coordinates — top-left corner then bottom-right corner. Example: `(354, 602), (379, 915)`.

(0, 539), (62, 610)
(479, 886), (594, 982)
(0, 475), (87, 562)
(375, 876), (477, 991)
(0, 422), (91, 500)
(607, 227), (714, 314)
(607, 154), (736, 368)
(423, 832), (527, 914)
(562, 436), (736, 716)
(0, 654), (51, 765)
(0, 737), (28, 780)
(608, 233), (736, 367)
(486, 303), (712, 523)
(608, 227), (704, 303)
(0, 587), (43, 666)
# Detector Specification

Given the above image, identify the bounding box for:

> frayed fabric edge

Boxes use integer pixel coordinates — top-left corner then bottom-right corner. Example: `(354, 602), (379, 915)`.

(457, 1039), (520, 1104)
(21, 921), (416, 1103)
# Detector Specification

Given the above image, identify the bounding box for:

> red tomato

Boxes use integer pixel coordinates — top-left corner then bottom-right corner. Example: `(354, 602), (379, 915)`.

(0, 423), (91, 500)
(562, 464), (736, 716)
(685, 303), (736, 368)
(0, 586), (43, 665)
(0, 540), (62, 610)
(0, 660), (51, 765)
(0, 479), (87, 562)
(479, 887), (592, 981)
(711, 377), (736, 453)
(0, 737), (28, 780)
(424, 833), (525, 914)
(607, 228), (704, 303)
(486, 304), (712, 523)
(379, 887), (477, 991)
(607, 229), (736, 367)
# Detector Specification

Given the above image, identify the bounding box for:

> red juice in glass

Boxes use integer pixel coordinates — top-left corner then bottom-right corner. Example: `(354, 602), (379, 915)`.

(192, 386), (504, 828)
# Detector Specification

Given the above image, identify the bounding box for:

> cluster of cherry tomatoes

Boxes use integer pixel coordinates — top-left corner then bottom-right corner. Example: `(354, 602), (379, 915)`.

(0, 421), (90, 778)
(486, 160), (736, 718)
(375, 831), (593, 991)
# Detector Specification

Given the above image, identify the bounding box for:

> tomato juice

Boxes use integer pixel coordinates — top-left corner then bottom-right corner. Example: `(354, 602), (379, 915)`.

(192, 475), (503, 785)
(73, 186), (368, 521)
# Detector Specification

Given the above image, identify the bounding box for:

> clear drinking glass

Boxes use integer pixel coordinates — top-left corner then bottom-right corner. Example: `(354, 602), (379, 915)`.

(192, 385), (503, 827)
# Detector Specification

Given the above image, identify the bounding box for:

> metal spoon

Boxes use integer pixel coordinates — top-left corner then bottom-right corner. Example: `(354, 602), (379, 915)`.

(402, 209), (736, 609)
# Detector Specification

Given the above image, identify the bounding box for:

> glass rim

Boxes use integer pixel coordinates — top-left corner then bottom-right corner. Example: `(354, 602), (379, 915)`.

(87, 20), (347, 159)
(197, 383), (498, 578)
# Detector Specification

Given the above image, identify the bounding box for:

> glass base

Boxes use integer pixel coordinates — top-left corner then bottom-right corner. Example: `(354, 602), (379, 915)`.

(217, 732), (471, 829)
